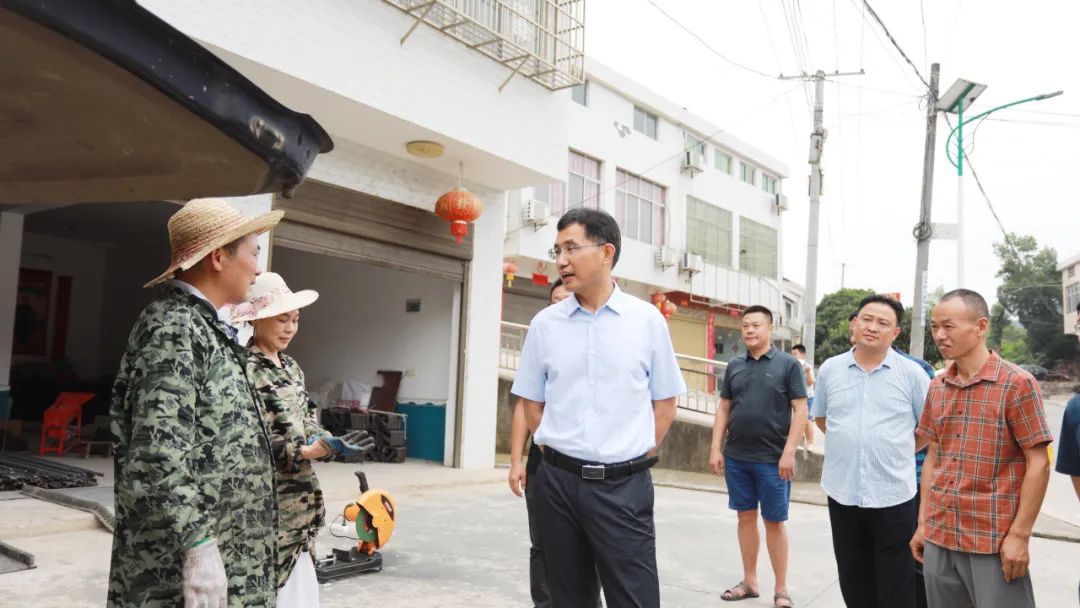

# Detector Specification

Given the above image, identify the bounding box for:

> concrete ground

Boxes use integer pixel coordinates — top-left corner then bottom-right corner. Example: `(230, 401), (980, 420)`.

(2, 456), (1079, 607)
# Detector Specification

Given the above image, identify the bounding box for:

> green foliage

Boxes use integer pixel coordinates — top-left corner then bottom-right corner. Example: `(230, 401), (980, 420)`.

(993, 233), (1077, 365)
(814, 288), (874, 363)
(988, 303), (1008, 350)
(898, 306), (942, 366)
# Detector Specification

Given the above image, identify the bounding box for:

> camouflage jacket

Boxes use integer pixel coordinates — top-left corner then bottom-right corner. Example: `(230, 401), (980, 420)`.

(247, 348), (329, 588)
(108, 287), (277, 607)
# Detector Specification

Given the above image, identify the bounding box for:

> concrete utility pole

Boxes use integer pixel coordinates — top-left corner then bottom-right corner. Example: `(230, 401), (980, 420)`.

(782, 69), (862, 366)
(910, 63), (940, 360)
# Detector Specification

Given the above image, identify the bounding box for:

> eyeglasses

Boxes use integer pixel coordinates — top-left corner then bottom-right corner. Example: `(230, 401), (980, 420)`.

(547, 243), (607, 261)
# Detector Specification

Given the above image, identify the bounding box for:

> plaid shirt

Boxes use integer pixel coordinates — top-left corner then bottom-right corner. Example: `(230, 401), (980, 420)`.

(916, 352), (1053, 554)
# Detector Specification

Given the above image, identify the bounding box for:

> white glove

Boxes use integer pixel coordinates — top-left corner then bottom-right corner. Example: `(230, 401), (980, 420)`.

(182, 539), (227, 608)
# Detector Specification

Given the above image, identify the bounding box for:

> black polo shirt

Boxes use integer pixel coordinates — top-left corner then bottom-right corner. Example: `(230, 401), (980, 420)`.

(721, 346), (808, 463)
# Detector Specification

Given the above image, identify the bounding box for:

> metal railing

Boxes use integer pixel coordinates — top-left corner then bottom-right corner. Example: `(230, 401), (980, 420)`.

(499, 321), (726, 415)
(383, 0), (586, 91)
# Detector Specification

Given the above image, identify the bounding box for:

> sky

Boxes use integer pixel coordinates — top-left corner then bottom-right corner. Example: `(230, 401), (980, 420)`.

(583, 0), (1080, 309)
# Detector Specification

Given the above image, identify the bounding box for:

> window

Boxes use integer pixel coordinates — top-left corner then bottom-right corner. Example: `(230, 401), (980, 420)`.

(739, 217), (778, 278)
(633, 106), (658, 139)
(571, 82), (588, 106)
(740, 162), (757, 185)
(762, 174), (779, 194)
(1067, 282), (1080, 315)
(686, 133), (707, 160)
(784, 299), (796, 324)
(1070, 265), (1077, 279)
(615, 169), (666, 245)
(545, 150), (601, 216)
(686, 196), (732, 266)
(714, 149), (733, 174)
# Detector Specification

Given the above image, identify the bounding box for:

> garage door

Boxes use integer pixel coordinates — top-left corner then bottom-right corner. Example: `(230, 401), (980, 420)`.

(272, 181), (468, 282)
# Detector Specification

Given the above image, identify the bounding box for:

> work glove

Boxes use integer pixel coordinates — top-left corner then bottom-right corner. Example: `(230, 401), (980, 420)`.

(316, 429), (375, 457)
(182, 539), (227, 608)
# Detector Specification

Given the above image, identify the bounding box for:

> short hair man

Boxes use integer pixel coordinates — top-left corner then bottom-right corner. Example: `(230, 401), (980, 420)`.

(790, 344), (816, 446)
(508, 278), (600, 608)
(813, 295), (931, 608)
(512, 208), (686, 607)
(109, 198), (282, 607)
(709, 306), (808, 607)
(911, 289), (1053, 608)
(1054, 302), (1080, 602)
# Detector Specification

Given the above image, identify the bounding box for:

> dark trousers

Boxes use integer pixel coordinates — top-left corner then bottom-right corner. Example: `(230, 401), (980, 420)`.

(828, 496), (918, 608)
(534, 459), (658, 608)
(524, 446), (551, 608)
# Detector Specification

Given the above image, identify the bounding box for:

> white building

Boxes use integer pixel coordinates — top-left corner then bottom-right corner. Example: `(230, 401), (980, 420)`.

(502, 61), (799, 361)
(1059, 252), (1080, 334)
(1, 0), (584, 469)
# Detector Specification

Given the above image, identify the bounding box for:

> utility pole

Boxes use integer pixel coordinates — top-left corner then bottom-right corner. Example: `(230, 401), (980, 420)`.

(910, 63), (940, 360)
(783, 69), (862, 366)
(840, 262), (847, 289)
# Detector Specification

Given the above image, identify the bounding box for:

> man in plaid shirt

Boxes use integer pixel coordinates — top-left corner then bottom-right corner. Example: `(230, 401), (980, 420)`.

(910, 289), (1053, 608)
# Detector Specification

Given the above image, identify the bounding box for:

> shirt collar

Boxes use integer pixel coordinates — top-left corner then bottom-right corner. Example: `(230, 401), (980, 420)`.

(565, 282), (625, 317)
(942, 350), (1002, 387)
(843, 347), (898, 370)
(166, 279), (239, 338)
(746, 345), (776, 361)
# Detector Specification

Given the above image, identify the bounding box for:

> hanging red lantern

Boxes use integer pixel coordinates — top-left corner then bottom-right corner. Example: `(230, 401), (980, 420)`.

(650, 292), (667, 308)
(435, 187), (484, 243)
(661, 300), (677, 319)
(503, 260), (519, 288)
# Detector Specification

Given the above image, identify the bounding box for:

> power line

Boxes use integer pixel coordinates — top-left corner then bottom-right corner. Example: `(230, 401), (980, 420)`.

(918, 0), (929, 73)
(861, 0), (930, 89)
(643, 0), (778, 80)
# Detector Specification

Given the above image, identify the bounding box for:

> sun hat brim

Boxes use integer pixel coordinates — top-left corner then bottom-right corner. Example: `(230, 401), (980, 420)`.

(232, 290), (319, 323)
(144, 209), (284, 288)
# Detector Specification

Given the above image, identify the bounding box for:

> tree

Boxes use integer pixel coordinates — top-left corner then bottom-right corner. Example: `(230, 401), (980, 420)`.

(993, 233), (1077, 366)
(988, 303), (1008, 351)
(813, 288), (874, 363)
(897, 286), (943, 366)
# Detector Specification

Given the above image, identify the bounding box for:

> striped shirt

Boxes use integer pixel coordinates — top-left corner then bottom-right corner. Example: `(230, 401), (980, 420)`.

(812, 348), (931, 508)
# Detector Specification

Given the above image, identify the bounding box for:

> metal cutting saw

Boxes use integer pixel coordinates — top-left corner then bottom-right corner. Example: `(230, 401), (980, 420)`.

(314, 470), (397, 582)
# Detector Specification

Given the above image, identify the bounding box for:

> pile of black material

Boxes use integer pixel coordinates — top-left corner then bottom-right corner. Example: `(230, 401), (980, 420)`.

(0, 453), (101, 491)
(319, 409), (406, 464)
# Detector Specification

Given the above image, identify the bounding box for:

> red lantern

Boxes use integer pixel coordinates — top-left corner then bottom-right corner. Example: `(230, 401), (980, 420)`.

(503, 260), (519, 288)
(435, 188), (484, 243)
(661, 300), (677, 319)
(650, 292), (667, 308)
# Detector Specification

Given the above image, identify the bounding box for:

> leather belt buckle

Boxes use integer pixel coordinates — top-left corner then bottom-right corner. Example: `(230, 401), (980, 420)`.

(581, 464), (606, 480)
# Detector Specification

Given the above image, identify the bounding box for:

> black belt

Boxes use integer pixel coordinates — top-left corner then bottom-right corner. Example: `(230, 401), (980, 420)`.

(542, 447), (657, 481)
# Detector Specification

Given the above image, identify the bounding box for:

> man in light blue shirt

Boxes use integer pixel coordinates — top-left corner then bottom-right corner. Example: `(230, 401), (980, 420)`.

(512, 208), (686, 608)
(813, 294), (931, 608)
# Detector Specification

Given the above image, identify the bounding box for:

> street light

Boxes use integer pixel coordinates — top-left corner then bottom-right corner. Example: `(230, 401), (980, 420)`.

(937, 78), (987, 288)
(938, 78), (1063, 287)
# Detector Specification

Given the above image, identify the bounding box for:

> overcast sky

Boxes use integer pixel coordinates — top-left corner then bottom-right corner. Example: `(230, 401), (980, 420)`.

(584, 0), (1079, 309)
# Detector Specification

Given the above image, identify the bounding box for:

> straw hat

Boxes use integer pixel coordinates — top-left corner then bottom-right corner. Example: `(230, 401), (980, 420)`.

(144, 198), (284, 288)
(231, 272), (318, 323)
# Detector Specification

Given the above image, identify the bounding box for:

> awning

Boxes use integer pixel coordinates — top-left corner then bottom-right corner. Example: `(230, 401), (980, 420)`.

(0, 0), (334, 204)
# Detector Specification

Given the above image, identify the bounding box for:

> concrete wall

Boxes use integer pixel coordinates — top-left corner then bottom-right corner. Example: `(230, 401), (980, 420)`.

(271, 247), (456, 404)
(16, 233), (108, 381)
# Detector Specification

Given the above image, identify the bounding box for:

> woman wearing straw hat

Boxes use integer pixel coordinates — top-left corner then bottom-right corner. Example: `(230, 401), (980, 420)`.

(110, 198), (283, 607)
(234, 272), (373, 607)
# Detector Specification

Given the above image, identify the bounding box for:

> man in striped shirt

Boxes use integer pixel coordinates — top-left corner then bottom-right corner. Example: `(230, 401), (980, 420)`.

(812, 295), (931, 608)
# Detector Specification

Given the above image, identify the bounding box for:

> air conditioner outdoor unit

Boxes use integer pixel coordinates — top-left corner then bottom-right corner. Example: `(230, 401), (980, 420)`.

(775, 193), (790, 214)
(523, 199), (549, 228)
(680, 252), (704, 274)
(682, 149), (706, 176)
(655, 246), (677, 269)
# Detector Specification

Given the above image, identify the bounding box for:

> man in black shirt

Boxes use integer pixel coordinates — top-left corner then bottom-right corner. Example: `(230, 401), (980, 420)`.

(709, 305), (808, 607)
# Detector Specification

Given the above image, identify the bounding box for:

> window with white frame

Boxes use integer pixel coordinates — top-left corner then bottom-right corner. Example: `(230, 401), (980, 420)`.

(740, 162), (757, 185)
(762, 174), (779, 194)
(615, 169), (666, 245)
(1067, 282), (1080, 314)
(544, 150), (601, 216)
(633, 106), (658, 139)
(739, 217), (778, 278)
(686, 196), (732, 266)
(1070, 265), (1077, 279)
(571, 81), (588, 106)
(714, 149), (733, 174)
(686, 133), (707, 165)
